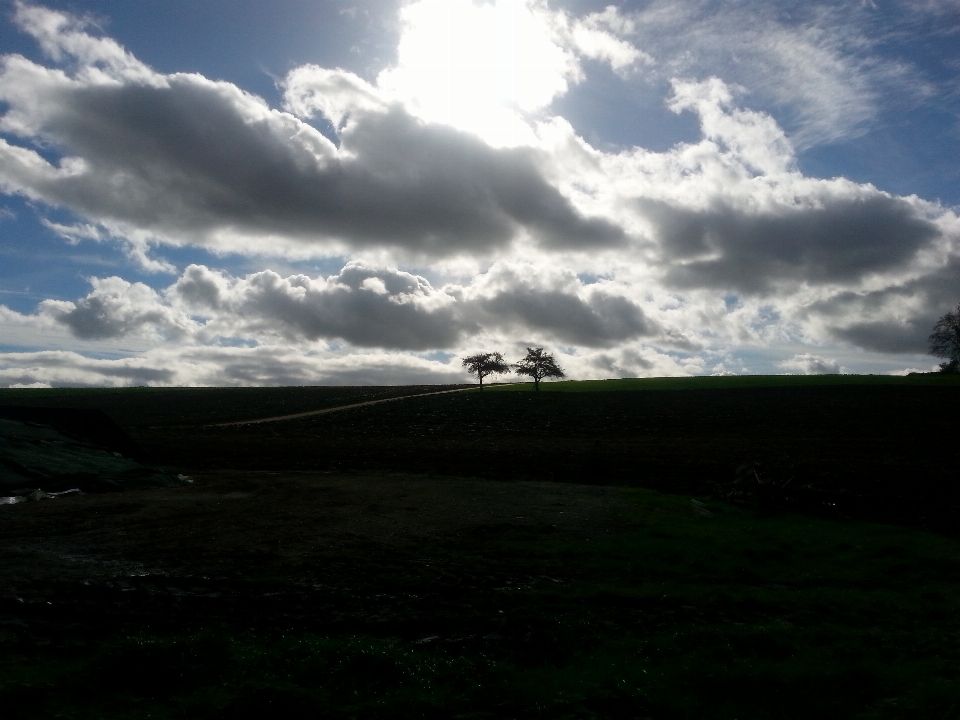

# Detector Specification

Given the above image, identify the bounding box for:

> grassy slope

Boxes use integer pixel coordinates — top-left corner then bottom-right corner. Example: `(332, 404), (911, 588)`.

(3, 488), (958, 719)
(124, 382), (959, 527)
(4, 378), (958, 523)
(490, 373), (960, 392)
(0, 384), (468, 428)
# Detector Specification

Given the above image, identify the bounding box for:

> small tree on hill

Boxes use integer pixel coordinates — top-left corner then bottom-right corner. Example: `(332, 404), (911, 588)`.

(462, 352), (510, 389)
(929, 304), (960, 373)
(514, 347), (565, 391)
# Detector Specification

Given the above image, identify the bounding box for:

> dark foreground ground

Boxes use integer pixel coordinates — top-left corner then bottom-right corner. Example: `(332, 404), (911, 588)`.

(3, 471), (959, 719)
(1, 377), (959, 718)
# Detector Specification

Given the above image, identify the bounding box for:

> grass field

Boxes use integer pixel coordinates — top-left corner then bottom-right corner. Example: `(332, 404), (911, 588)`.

(0, 384), (469, 428)
(1, 376), (959, 718)
(37, 376), (951, 529)
(2, 478), (958, 719)
(489, 373), (960, 392)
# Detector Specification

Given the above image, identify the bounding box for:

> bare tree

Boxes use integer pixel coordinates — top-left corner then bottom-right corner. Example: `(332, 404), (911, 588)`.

(461, 352), (509, 389)
(929, 304), (960, 373)
(514, 347), (565, 391)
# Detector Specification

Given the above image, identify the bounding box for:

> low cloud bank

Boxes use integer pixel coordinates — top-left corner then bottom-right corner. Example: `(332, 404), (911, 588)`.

(18, 262), (657, 351)
(779, 354), (846, 375)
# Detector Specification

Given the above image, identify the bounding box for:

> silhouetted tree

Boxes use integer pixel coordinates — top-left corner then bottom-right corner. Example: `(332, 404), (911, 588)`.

(514, 347), (565, 391)
(461, 352), (509, 389)
(929, 304), (960, 373)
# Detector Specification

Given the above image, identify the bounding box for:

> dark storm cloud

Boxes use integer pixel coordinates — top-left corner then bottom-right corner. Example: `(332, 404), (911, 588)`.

(477, 287), (656, 347)
(811, 258), (960, 354)
(640, 195), (939, 293)
(831, 320), (930, 354)
(0, 62), (625, 256)
(332, 108), (627, 252)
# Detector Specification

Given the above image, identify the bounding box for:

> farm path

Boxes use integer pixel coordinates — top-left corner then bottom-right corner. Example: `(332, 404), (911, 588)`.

(208, 385), (479, 426)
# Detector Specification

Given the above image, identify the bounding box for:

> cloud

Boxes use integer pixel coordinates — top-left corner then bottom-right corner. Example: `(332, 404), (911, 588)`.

(172, 263), (468, 350)
(779, 353), (845, 374)
(479, 288), (653, 347)
(39, 276), (195, 341)
(12, 1), (155, 83)
(0, 349), (178, 387)
(568, 7), (652, 72)
(0, 5), (624, 262)
(613, 0), (932, 147)
(0, 347), (467, 388)
(580, 78), (956, 304)
(0, 3), (958, 382)
(802, 258), (960, 354)
(887, 367), (935, 376)
(468, 265), (657, 347)
(830, 320), (931, 354)
(40, 220), (175, 272)
(645, 192), (939, 293)
(5, 261), (657, 351)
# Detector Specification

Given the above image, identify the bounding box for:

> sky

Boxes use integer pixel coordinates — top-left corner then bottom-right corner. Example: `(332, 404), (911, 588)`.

(0, 0), (958, 387)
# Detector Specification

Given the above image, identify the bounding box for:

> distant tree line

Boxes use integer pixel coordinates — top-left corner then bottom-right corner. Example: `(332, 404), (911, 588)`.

(461, 347), (565, 390)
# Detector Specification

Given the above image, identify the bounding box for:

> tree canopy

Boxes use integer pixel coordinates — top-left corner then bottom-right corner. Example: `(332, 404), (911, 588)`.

(461, 352), (509, 388)
(929, 304), (960, 373)
(514, 347), (565, 391)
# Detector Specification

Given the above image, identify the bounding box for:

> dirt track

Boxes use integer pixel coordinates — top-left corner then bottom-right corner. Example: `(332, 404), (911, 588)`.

(208, 387), (477, 426)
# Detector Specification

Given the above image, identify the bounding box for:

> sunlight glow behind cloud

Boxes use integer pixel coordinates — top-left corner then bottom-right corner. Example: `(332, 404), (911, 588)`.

(378, 0), (574, 145)
(377, 0), (641, 146)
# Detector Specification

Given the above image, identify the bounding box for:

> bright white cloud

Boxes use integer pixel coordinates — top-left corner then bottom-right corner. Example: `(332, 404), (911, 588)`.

(11, 1), (157, 85)
(558, 5), (651, 73)
(779, 353), (846, 375)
